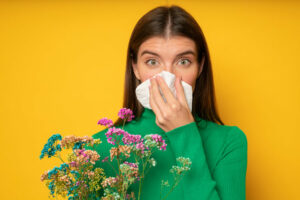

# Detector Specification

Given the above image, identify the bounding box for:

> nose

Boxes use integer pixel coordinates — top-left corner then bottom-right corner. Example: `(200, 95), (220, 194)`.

(162, 66), (175, 75)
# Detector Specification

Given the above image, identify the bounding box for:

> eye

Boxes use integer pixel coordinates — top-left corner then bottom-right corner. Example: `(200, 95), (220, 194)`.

(145, 59), (159, 66)
(178, 58), (191, 66)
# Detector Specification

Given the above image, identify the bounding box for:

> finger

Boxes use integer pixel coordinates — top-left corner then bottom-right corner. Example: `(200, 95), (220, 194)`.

(149, 84), (163, 121)
(155, 75), (177, 105)
(175, 75), (190, 109)
(150, 77), (167, 112)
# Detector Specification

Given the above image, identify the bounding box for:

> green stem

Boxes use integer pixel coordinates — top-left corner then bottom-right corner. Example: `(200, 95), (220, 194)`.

(161, 173), (186, 200)
(116, 141), (121, 175)
(55, 153), (65, 163)
(137, 154), (144, 200)
(120, 117), (129, 199)
(161, 179), (177, 200)
(160, 180), (163, 200)
(106, 159), (118, 176)
(122, 117), (126, 129)
(138, 151), (152, 200)
(138, 176), (143, 200)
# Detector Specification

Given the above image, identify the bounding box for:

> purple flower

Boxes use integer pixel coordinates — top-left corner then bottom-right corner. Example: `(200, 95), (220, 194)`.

(76, 180), (85, 186)
(136, 141), (145, 154)
(102, 156), (109, 162)
(98, 117), (113, 127)
(107, 137), (116, 145)
(105, 127), (127, 145)
(151, 134), (162, 142)
(78, 148), (85, 155)
(105, 127), (126, 137)
(160, 143), (167, 151)
(151, 134), (167, 151)
(118, 108), (135, 122)
(69, 161), (77, 167)
(124, 161), (138, 168)
(122, 132), (141, 145)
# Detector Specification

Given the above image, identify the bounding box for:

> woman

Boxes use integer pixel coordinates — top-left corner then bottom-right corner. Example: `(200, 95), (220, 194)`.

(91, 5), (247, 200)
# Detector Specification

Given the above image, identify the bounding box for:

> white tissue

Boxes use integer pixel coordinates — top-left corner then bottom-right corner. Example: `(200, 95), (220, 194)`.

(135, 70), (193, 112)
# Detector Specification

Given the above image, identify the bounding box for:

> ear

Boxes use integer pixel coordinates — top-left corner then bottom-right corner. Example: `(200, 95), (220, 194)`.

(132, 60), (141, 81)
(197, 55), (205, 78)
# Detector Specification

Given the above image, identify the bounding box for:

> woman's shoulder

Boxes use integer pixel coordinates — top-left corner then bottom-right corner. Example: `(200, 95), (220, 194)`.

(91, 124), (126, 147)
(194, 119), (247, 169)
(92, 128), (109, 140)
(195, 118), (247, 147)
(91, 123), (123, 138)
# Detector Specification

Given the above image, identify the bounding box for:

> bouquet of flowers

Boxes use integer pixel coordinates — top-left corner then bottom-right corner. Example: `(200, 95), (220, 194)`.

(40, 108), (192, 200)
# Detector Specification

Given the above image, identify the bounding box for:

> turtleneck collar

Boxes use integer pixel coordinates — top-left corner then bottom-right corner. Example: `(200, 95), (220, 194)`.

(137, 107), (164, 133)
(141, 107), (156, 118)
(141, 107), (203, 120)
(132, 107), (204, 133)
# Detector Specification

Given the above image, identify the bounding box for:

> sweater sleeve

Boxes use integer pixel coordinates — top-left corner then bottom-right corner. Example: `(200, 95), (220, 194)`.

(165, 121), (248, 200)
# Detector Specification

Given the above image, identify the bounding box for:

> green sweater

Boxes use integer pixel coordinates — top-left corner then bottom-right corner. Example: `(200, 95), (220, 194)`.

(89, 107), (247, 200)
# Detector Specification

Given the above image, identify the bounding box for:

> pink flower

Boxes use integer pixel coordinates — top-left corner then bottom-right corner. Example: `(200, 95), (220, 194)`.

(69, 161), (77, 167)
(122, 132), (141, 145)
(118, 108), (135, 122)
(124, 161), (138, 168)
(107, 137), (116, 145)
(78, 148), (86, 155)
(136, 141), (145, 154)
(151, 134), (163, 142)
(98, 117), (113, 127)
(105, 127), (127, 145)
(105, 127), (126, 137)
(76, 180), (85, 186)
(102, 156), (109, 162)
(160, 142), (167, 151)
(151, 134), (167, 151)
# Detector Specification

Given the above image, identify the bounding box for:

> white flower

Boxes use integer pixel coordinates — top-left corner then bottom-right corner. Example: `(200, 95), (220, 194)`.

(150, 158), (156, 167)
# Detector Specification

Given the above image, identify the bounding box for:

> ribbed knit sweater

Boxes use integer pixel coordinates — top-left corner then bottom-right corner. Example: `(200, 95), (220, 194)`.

(89, 107), (247, 200)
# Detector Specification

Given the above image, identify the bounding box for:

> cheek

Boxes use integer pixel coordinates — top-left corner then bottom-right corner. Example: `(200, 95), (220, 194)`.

(140, 72), (156, 82)
(181, 74), (197, 86)
(138, 68), (160, 83)
(175, 64), (199, 87)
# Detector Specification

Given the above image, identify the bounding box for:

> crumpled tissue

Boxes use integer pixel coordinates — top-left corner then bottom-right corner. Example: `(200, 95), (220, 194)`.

(135, 70), (193, 112)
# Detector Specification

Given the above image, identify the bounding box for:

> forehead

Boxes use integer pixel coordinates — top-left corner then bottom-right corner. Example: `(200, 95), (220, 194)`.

(138, 36), (197, 56)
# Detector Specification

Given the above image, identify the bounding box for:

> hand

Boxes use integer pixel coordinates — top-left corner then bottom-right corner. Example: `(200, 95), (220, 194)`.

(149, 75), (195, 132)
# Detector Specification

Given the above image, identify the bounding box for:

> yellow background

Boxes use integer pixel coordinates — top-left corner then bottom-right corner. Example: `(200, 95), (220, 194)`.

(0, 1), (299, 199)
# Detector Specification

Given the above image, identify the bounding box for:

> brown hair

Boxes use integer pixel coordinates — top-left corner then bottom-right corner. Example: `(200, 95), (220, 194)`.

(113, 5), (224, 126)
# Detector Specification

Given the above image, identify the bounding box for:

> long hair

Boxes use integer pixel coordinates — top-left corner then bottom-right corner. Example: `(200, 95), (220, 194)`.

(113, 5), (224, 126)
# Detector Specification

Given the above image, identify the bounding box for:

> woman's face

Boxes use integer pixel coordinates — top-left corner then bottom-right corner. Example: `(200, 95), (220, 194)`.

(132, 36), (203, 92)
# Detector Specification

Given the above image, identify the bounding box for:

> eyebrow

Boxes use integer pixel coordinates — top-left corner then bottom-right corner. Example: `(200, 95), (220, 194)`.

(141, 50), (196, 58)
